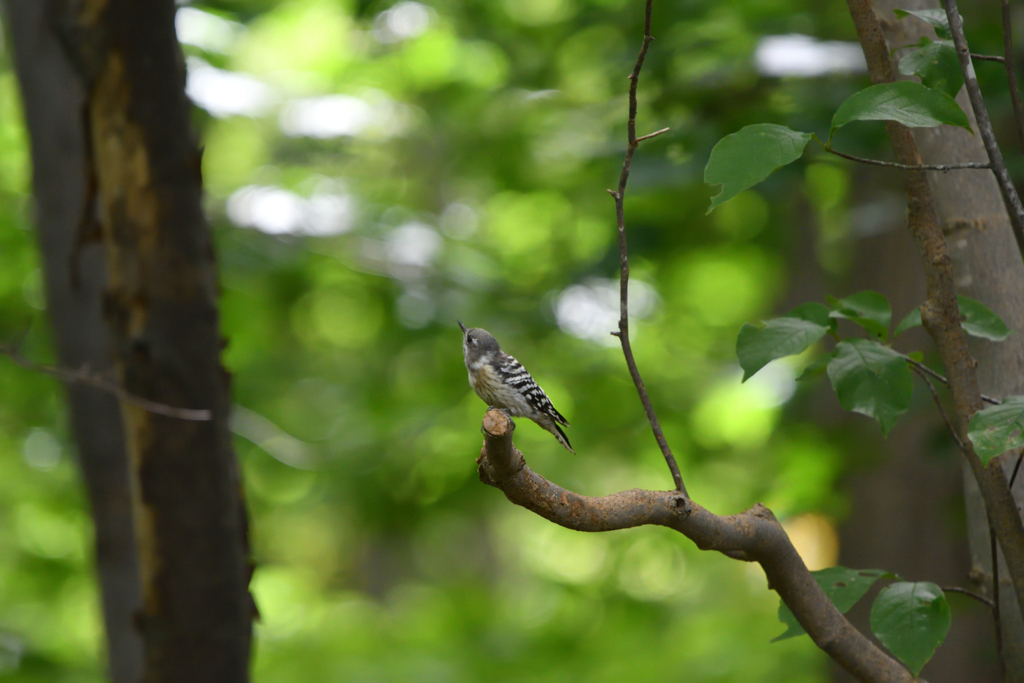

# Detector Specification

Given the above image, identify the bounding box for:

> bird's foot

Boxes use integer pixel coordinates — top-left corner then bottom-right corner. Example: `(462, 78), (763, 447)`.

(487, 406), (515, 425)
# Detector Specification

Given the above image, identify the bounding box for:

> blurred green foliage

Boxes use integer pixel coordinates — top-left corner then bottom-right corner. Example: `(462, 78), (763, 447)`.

(0, 0), (1019, 680)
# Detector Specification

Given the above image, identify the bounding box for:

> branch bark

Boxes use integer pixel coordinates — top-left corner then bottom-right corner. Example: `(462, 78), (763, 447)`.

(477, 410), (916, 683)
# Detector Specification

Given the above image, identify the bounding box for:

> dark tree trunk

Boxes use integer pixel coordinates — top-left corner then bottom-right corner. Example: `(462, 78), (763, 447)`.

(8, 1), (255, 681)
(2, 1), (143, 681)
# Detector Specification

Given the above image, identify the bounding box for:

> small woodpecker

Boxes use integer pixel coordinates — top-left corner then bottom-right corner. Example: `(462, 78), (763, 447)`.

(459, 321), (573, 452)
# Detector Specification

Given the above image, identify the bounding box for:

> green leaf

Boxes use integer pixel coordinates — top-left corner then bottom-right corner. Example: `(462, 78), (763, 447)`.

(967, 396), (1024, 465)
(870, 582), (951, 675)
(890, 296), (1010, 341)
(797, 353), (833, 382)
(827, 339), (913, 434)
(785, 302), (832, 328)
(830, 81), (971, 140)
(898, 39), (964, 98)
(894, 307), (922, 337)
(737, 317), (828, 382)
(828, 291), (892, 341)
(705, 124), (812, 213)
(958, 295), (1011, 341)
(774, 567), (893, 641)
(894, 8), (952, 41)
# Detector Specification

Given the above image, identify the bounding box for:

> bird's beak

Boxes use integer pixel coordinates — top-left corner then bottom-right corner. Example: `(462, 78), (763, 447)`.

(458, 320), (467, 334)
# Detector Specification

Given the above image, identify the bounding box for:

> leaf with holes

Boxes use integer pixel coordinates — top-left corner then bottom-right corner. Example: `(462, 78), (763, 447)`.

(870, 582), (951, 675)
(828, 339), (913, 434)
(894, 8), (952, 40)
(737, 317), (828, 382)
(958, 295), (1011, 341)
(828, 291), (892, 341)
(898, 38), (963, 98)
(774, 567), (894, 641)
(967, 396), (1024, 465)
(705, 124), (812, 213)
(830, 81), (970, 141)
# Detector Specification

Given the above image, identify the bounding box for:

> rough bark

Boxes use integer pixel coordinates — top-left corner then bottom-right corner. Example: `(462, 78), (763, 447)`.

(38, 0), (254, 680)
(1, 2), (144, 681)
(853, 0), (1024, 677)
(478, 410), (917, 683)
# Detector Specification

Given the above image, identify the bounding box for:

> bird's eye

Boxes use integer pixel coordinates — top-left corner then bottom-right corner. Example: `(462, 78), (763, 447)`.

(468, 337), (476, 345)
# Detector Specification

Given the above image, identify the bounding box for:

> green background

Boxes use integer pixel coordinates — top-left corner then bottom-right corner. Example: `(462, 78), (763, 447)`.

(0, 0), (1016, 680)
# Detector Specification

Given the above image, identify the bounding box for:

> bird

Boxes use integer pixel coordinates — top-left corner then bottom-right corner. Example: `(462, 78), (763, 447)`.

(459, 321), (573, 452)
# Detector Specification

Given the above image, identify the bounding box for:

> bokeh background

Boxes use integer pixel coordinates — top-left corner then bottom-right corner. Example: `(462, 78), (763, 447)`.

(1, 0), (1021, 680)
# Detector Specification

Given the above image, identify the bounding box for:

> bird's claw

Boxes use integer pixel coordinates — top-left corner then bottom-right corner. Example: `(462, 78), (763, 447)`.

(487, 406), (515, 424)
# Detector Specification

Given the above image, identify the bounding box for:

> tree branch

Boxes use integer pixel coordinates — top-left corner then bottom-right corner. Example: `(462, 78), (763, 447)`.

(899, 353), (1001, 405)
(910, 363), (965, 450)
(939, 584), (995, 609)
(824, 146), (990, 172)
(992, 532), (1006, 680)
(477, 410), (917, 683)
(609, 0), (685, 495)
(1, 345), (212, 421)
(944, 0), (1024, 255)
(849, 0), (1024, 631)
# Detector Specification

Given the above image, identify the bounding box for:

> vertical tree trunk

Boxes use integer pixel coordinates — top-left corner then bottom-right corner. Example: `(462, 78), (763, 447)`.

(865, 0), (1024, 677)
(28, 1), (253, 680)
(2, 2), (144, 681)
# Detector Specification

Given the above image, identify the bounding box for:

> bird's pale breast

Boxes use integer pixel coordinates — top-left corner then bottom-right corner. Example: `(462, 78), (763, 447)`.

(470, 364), (531, 415)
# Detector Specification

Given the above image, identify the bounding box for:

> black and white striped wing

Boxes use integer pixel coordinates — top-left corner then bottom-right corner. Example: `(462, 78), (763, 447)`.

(497, 353), (570, 426)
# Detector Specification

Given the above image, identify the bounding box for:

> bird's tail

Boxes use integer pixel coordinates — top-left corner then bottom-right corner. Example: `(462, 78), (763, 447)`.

(551, 422), (574, 453)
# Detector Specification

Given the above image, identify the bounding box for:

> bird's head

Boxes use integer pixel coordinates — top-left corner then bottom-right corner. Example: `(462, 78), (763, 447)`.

(459, 321), (501, 364)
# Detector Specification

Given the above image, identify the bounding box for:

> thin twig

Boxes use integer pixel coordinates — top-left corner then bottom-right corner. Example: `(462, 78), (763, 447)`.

(636, 127), (670, 143)
(1001, 0), (1024, 152)
(910, 364), (965, 450)
(609, 0), (685, 496)
(992, 531), (1006, 680)
(939, 584), (996, 609)
(825, 146), (990, 171)
(899, 352), (1001, 405)
(972, 53), (1006, 63)
(944, 0), (1024, 256)
(1011, 452), (1023, 489)
(1, 346), (212, 421)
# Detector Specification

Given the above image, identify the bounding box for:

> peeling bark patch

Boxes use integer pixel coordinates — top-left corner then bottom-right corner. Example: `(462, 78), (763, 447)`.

(90, 51), (158, 338)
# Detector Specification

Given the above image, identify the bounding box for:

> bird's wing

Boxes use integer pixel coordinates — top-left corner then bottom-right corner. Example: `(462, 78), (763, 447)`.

(497, 353), (569, 426)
